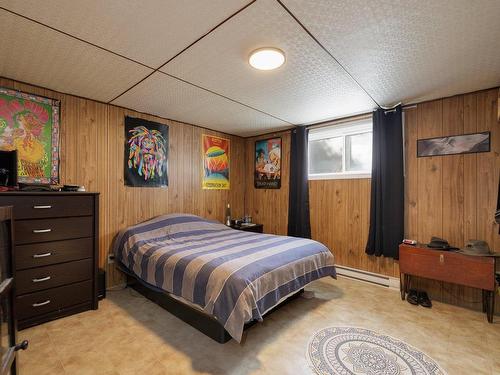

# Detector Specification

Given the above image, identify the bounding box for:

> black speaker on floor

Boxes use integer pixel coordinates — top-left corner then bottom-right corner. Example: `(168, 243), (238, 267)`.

(97, 268), (106, 300)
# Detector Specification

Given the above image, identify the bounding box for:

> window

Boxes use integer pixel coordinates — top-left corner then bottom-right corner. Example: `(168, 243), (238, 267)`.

(308, 118), (372, 180)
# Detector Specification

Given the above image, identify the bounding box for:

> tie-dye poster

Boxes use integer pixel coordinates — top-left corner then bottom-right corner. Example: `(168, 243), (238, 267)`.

(202, 134), (230, 190)
(124, 116), (168, 187)
(0, 88), (60, 184)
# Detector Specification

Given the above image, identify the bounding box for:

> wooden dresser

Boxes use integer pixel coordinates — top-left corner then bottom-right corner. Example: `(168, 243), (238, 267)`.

(0, 192), (99, 329)
(399, 244), (496, 322)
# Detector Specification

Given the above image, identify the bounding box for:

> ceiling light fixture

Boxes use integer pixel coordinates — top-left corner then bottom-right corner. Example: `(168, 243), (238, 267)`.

(249, 48), (285, 71)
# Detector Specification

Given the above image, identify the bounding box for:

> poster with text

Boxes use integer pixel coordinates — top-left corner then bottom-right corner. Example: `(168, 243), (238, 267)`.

(124, 116), (168, 187)
(255, 137), (281, 189)
(202, 134), (229, 190)
(0, 87), (60, 184)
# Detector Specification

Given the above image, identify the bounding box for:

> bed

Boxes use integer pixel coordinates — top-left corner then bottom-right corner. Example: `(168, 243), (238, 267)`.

(113, 213), (336, 343)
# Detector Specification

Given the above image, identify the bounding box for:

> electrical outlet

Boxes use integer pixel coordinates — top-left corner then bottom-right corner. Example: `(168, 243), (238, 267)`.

(107, 254), (115, 264)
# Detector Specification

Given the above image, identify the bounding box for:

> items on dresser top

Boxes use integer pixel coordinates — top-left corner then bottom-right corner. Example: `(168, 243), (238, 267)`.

(0, 192), (99, 329)
(17, 183), (52, 192)
(62, 184), (79, 192)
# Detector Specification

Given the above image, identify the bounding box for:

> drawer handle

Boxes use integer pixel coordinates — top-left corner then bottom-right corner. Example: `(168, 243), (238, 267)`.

(32, 300), (51, 307)
(32, 276), (51, 283)
(33, 252), (52, 259)
(33, 205), (52, 209)
(32, 229), (52, 234)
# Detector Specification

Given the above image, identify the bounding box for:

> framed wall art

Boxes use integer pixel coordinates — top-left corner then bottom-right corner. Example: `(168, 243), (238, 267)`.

(0, 87), (60, 184)
(417, 131), (490, 157)
(255, 137), (281, 189)
(202, 134), (229, 190)
(124, 116), (168, 187)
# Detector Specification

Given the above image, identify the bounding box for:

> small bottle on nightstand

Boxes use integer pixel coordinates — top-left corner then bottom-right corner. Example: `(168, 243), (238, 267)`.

(225, 203), (231, 226)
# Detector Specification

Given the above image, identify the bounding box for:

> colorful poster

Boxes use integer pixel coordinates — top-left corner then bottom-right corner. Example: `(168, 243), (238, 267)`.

(255, 137), (281, 189)
(202, 134), (230, 190)
(0, 87), (60, 184)
(124, 116), (168, 187)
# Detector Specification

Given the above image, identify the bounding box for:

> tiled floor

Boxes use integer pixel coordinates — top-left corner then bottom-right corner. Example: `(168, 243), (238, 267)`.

(18, 277), (500, 375)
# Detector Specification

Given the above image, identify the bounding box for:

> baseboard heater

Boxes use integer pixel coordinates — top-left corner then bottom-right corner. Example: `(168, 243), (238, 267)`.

(335, 265), (400, 290)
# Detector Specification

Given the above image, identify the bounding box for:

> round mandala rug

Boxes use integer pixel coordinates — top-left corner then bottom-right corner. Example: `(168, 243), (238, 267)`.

(307, 326), (446, 375)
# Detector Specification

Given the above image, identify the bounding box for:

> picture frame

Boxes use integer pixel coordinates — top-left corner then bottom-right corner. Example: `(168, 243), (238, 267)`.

(254, 137), (281, 189)
(0, 87), (60, 184)
(124, 116), (169, 187)
(202, 134), (230, 190)
(417, 131), (490, 158)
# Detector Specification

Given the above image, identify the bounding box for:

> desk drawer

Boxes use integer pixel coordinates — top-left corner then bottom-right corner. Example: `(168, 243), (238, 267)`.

(16, 259), (92, 295)
(15, 238), (93, 270)
(0, 195), (93, 219)
(399, 247), (495, 290)
(16, 280), (92, 320)
(14, 216), (93, 245)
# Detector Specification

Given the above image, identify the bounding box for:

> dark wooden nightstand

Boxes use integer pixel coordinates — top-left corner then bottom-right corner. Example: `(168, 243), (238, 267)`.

(229, 223), (263, 233)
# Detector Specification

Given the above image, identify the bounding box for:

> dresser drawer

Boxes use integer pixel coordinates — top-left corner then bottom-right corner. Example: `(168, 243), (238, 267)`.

(399, 246), (495, 290)
(16, 280), (93, 320)
(0, 195), (93, 220)
(16, 258), (93, 295)
(15, 238), (93, 270)
(14, 216), (93, 245)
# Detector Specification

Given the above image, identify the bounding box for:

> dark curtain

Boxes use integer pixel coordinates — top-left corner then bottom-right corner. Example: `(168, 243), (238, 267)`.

(366, 106), (404, 259)
(288, 126), (311, 238)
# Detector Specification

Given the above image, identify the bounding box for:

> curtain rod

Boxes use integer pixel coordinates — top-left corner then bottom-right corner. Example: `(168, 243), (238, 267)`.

(384, 104), (417, 114)
(306, 112), (372, 131)
(307, 104), (418, 130)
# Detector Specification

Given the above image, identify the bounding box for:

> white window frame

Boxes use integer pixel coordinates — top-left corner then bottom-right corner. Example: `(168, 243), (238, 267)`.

(308, 118), (372, 180)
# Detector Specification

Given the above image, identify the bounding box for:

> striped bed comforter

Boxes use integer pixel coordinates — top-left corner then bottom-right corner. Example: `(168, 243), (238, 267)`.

(113, 214), (336, 342)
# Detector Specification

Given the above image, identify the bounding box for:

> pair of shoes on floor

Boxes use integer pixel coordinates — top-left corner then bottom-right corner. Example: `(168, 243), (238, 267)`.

(407, 289), (432, 308)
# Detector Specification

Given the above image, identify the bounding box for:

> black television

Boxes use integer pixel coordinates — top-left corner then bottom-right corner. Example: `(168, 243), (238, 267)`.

(0, 150), (17, 187)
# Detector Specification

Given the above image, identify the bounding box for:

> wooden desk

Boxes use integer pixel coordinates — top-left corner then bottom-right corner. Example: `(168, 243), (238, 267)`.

(399, 244), (497, 322)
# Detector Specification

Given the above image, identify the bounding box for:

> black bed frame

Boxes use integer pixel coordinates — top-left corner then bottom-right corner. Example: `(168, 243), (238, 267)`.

(121, 264), (304, 343)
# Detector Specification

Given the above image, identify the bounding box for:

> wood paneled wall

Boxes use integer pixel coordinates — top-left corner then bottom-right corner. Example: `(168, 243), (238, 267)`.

(246, 88), (499, 313)
(0, 77), (246, 286)
(244, 131), (290, 235)
(2, 76), (498, 314)
(309, 178), (399, 277)
(405, 88), (500, 312)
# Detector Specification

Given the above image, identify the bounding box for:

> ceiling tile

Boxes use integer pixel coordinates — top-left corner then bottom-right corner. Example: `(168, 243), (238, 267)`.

(162, 0), (377, 125)
(112, 72), (291, 137)
(0, 10), (152, 102)
(282, 0), (500, 105)
(0, 0), (250, 68)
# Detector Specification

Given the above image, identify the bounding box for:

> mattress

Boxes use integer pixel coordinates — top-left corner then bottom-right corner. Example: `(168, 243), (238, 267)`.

(113, 214), (336, 342)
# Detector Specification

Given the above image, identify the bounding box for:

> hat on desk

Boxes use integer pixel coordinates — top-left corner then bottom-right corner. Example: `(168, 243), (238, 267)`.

(457, 240), (500, 257)
(426, 237), (458, 250)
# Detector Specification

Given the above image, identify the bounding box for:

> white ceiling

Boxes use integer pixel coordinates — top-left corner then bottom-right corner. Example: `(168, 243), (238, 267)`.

(0, 0), (499, 136)
(0, 0), (249, 68)
(0, 10), (152, 102)
(113, 72), (290, 137)
(162, 0), (376, 125)
(282, 0), (500, 106)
